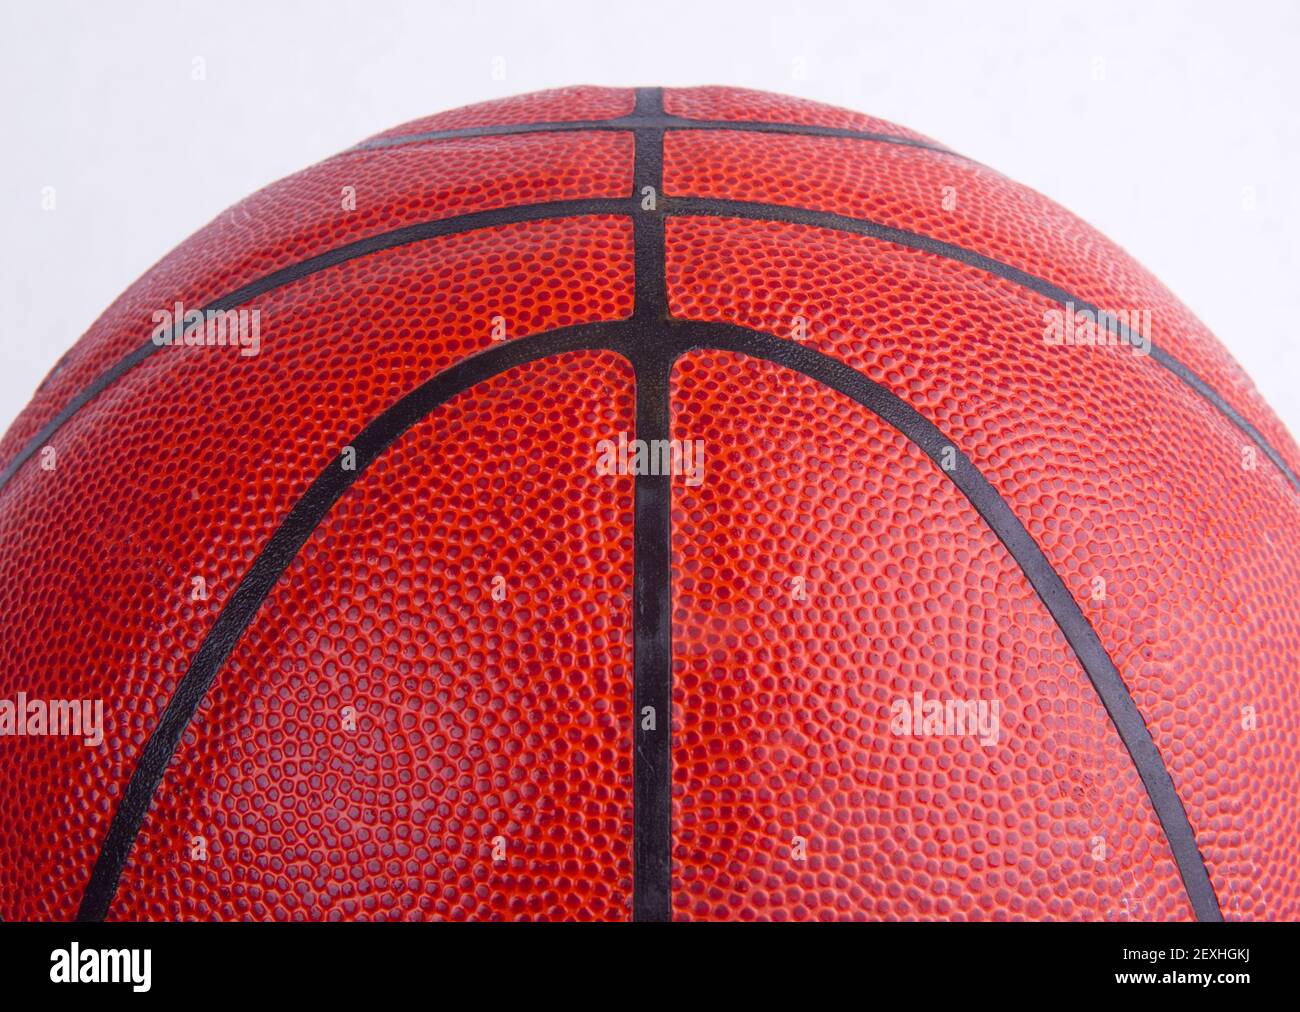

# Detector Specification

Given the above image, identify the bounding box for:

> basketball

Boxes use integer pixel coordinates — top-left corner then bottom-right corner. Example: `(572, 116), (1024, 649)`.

(1, 85), (1296, 922)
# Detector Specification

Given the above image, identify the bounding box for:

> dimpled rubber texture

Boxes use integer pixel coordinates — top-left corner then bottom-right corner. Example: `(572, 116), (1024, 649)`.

(662, 130), (1300, 472)
(109, 353), (636, 921)
(661, 86), (936, 142)
(0, 216), (632, 921)
(664, 215), (1300, 918)
(0, 129), (634, 471)
(0, 85), (1298, 922)
(669, 353), (1190, 920)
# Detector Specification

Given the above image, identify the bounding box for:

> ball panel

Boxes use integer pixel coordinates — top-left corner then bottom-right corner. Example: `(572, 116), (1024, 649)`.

(666, 215), (1300, 918)
(108, 352), (636, 920)
(0, 132), (634, 475)
(668, 351), (1192, 920)
(663, 86), (936, 143)
(0, 218), (632, 921)
(663, 130), (1300, 475)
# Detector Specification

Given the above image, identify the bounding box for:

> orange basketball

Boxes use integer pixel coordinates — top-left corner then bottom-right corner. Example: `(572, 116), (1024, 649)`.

(1, 86), (1295, 921)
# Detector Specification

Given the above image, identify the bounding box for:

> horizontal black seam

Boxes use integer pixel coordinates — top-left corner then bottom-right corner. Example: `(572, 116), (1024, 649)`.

(662, 197), (1300, 495)
(350, 114), (958, 156)
(6, 197), (1293, 508)
(0, 198), (631, 493)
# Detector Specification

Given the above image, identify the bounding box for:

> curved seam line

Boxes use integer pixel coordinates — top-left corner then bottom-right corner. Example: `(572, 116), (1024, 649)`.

(74, 321), (638, 922)
(76, 318), (1219, 923)
(5, 202), (1292, 502)
(664, 197), (1300, 495)
(0, 198), (631, 493)
(672, 320), (1222, 921)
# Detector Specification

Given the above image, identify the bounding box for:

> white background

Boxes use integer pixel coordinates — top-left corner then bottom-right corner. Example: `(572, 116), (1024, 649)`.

(1, 0), (1296, 434)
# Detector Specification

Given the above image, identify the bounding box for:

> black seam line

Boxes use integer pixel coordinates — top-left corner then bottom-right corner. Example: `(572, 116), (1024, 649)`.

(0, 197), (630, 496)
(630, 348), (672, 923)
(11, 196), (1292, 505)
(350, 115), (958, 157)
(629, 87), (672, 923)
(667, 320), (1222, 922)
(9, 198), (1293, 508)
(632, 90), (667, 323)
(73, 319), (1221, 923)
(663, 196), (1300, 495)
(74, 320), (641, 923)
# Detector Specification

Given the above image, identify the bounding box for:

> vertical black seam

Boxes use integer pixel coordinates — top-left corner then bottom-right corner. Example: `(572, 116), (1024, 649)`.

(70, 320), (1220, 922)
(629, 347), (673, 923)
(629, 86), (674, 922)
(632, 89), (667, 322)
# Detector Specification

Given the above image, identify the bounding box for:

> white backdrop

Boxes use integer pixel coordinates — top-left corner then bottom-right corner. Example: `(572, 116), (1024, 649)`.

(1, 0), (1297, 435)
